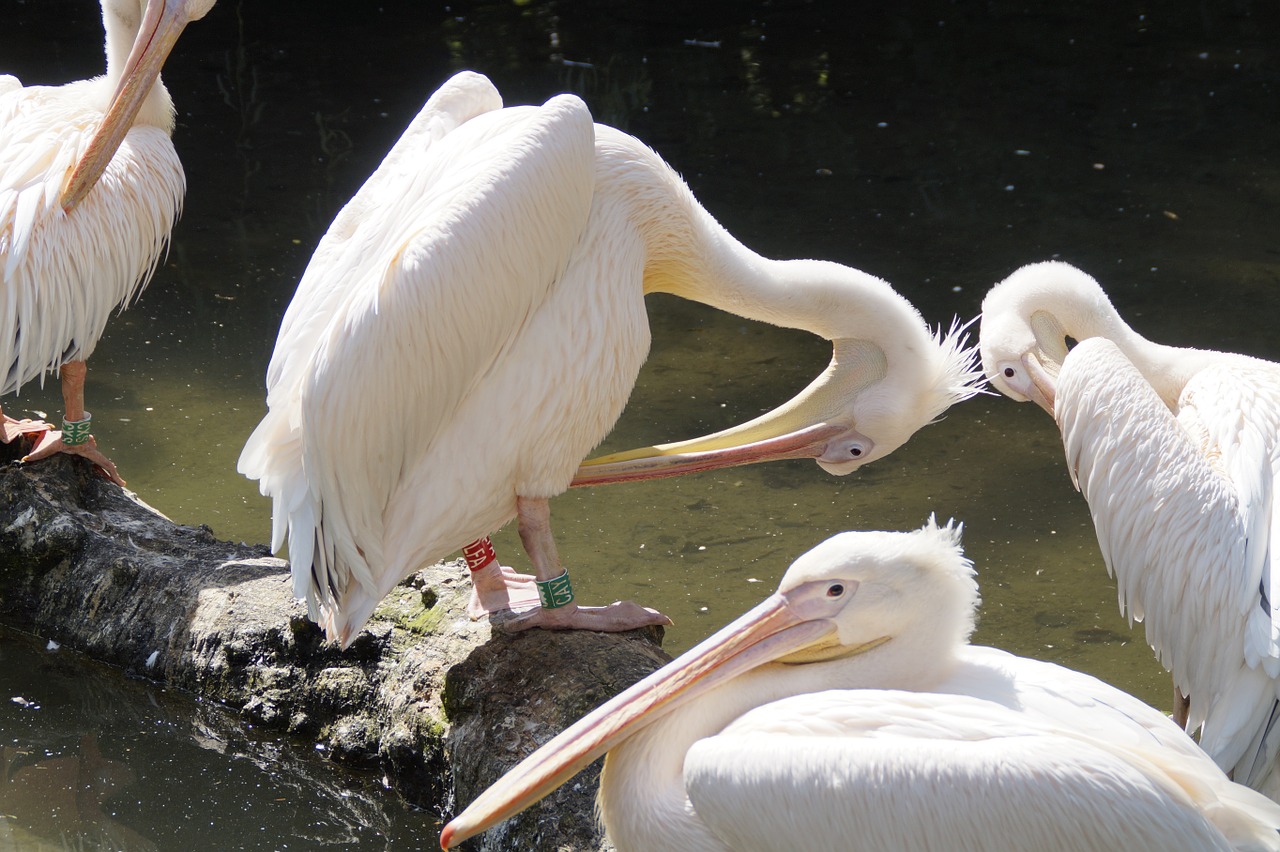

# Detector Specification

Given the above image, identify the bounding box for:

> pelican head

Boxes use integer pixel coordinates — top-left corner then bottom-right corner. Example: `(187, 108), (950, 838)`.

(978, 260), (1125, 414)
(573, 277), (984, 488)
(62, 0), (217, 211)
(776, 517), (977, 660)
(440, 517), (977, 849)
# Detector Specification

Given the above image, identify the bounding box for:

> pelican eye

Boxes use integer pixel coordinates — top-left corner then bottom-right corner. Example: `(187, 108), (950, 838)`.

(849, 447), (863, 457)
(826, 583), (845, 598)
(1003, 366), (1016, 378)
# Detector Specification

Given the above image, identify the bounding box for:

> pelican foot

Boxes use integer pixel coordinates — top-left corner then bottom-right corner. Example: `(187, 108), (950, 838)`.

(23, 430), (126, 487)
(467, 561), (541, 619)
(497, 600), (672, 634)
(2, 414), (53, 444)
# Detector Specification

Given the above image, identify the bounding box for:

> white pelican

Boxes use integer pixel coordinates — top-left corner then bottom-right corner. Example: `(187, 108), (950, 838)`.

(237, 71), (980, 644)
(980, 260), (1280, 795)
(0, 0), (215, 485)
(440, 518), (1280, 851)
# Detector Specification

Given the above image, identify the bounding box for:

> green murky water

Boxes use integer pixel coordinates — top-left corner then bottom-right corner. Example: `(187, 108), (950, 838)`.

(2, 0), (1278, 846)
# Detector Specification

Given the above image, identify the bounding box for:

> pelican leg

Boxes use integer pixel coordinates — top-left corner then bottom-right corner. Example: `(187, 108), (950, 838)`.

(20, 361), (126, 486)
(499, 496), (672, 633)
(1173, 683), (1190, 730)
(464, 537), (541, 619)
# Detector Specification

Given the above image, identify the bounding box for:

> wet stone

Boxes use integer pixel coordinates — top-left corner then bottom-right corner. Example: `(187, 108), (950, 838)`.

(0, 441), (669, 851)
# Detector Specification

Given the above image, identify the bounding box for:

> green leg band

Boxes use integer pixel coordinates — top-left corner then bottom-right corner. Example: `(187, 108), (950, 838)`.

(537, 571), (574, 609)
(62, 413), (92, 447)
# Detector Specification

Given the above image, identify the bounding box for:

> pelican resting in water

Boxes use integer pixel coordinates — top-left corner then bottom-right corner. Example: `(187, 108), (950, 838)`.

(0, 0), (215, 485)
(980, 260), (1280, 797)
(237, 70), (980, 644)
(441, 518), (1280, 852)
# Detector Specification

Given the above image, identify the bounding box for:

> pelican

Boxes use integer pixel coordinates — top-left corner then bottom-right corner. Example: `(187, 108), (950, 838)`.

(441, 518), (1280, 851)
(980, 260), (1280, 795)
(237, 71), (980, 645)
(0, 0), (215, 485)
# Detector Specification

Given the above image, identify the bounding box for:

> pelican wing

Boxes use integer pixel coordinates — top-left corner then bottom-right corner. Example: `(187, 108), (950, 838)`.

(1175, 361), (1280, 786)
(1178, 363), (1280, 679)
(688, 686), (1280, 852)
(1056, 337), (1280, 776)
(240, 79), (597, 640)
(0, 80), (181, 392)
(238, 71), (506, 570)
(258, 72), (504, 401)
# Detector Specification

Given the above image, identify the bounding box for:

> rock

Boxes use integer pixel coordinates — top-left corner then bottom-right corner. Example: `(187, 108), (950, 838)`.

(0, 441), (670, 850)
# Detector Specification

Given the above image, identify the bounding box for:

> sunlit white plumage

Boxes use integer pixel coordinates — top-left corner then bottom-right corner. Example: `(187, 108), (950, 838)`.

(238, 71), (979, 645)
(441, 519), (1280, 851)
(980, 260), (1280, 795)
(0, 0), (214, 482)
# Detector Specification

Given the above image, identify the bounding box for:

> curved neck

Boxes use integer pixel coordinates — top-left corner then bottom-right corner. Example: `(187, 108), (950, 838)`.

(998, 274), (1214, 406)
(595, 127), (930, 350)
(101, 0), (174, 128)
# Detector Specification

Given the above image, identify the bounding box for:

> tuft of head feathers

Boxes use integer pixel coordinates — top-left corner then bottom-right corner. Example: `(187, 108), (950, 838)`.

(929, 315), (991, 418)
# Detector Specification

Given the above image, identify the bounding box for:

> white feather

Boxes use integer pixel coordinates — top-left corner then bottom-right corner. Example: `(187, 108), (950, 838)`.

(980, 261), (1280, 793)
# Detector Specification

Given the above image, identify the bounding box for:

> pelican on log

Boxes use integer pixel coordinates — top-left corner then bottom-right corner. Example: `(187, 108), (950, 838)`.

(238, 70), (980, 644)
(0, 0), (216, 484)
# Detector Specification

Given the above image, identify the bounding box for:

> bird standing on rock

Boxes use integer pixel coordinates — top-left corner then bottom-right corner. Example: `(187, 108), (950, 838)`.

(238, 70), (980, 646)
(0, 0), (217, 485)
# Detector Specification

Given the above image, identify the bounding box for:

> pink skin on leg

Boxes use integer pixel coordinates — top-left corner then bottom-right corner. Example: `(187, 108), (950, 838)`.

(465, 537), (541, 619)
(20, 360), (126, 486)
(500, 496), (672, 633)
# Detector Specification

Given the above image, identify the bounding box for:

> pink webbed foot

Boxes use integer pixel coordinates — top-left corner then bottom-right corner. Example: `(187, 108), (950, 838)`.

(2, 413), (53, 444)
(467, 560), (542, 620)
(499, 600), (672, 634)
(23, 430), (126, 487)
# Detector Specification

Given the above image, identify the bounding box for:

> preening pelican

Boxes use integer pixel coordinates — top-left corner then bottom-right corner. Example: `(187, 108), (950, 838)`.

(0, 0), (214, 485)
(980, 260), (1280, 796)
(237, 70), (980, 645)
(441, 518), (1280, 851)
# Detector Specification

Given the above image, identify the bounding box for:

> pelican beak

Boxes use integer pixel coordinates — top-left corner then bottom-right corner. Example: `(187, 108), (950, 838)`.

(438, 591), (838, 849)
(1021, 351), (1058, 416)
(571, 342), (884, 487)
(61, 0), (195, 211)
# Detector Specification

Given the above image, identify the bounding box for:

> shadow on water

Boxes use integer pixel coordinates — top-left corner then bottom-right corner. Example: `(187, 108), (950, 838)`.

(1, 0), (1279, 845)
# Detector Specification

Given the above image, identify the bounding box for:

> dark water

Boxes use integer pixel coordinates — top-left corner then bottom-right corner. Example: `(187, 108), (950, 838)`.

(1, 0), (1278, 847)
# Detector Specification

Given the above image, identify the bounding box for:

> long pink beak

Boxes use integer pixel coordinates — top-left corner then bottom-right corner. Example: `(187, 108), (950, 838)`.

(570, 421), (864, 487)
(438, 593), (834, 849)
(1021, 352), (1058, 416)
(61, 0), (196, 211)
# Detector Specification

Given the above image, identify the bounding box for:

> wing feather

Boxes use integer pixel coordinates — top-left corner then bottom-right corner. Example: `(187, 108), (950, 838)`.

(239, 76), (598, 642)
(238, 72), (507, 607)
(1057, 337), (1280, 780)
(689, 683), (1278, 852)
(0, 79), (182, 394)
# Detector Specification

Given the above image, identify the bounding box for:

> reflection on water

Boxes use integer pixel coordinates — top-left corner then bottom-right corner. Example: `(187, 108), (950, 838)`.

(2, 733), (152, 851)
(2, 0), (1278, 846)
(0, 629), (438, 848)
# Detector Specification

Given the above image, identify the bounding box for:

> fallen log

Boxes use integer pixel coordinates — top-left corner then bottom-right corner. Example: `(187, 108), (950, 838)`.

(0, 440), (670, 851)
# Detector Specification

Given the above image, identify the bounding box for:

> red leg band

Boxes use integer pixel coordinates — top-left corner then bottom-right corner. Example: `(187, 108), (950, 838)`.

(462, 537), (497, 572)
